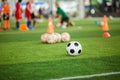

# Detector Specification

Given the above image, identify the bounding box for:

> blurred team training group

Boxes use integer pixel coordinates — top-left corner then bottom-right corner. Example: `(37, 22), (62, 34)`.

(0, 0), (75, 31)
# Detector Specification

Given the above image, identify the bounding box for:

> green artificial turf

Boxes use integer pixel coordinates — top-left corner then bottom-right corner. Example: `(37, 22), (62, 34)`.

(0, 19), (120, 80)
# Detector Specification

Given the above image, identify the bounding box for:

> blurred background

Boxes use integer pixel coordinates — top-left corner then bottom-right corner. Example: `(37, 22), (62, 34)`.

(0, 0), (120, 19)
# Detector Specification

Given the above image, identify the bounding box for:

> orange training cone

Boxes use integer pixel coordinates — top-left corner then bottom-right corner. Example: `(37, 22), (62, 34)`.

(102, 15), (109, 31)
(102, 15), (111, 38)
(20, 24), (29, 31)
(47, 17), (54, 34)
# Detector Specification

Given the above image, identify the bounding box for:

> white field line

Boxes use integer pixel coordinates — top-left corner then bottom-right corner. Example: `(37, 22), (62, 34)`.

(50, 71), (120, 80)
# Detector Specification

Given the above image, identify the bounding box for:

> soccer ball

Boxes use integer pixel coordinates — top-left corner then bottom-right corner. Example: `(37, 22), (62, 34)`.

(55, 33), (61, 42)
(66, 41), (82, 56)
(61, 32), (70, 42)
(47, 33), (58, 44)
(41, 33), (49, 43)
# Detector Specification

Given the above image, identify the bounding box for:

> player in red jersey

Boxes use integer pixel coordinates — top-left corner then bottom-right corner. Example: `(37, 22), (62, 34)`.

(25, 0), (34, 30)
(15, 0), (22, 30)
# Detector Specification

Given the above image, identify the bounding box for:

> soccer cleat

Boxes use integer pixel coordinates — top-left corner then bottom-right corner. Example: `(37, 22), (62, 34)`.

(29, 26), (34, 30)
(16, 27), (19, 30)
(61, 25), (66, 29)
(69, 21), (75, 26)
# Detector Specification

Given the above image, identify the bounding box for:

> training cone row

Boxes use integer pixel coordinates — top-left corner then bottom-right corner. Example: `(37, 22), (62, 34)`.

(102, 15), (111, 38)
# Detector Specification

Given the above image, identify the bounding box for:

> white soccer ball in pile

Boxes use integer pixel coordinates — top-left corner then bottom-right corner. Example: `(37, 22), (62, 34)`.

(41, 33), (49, 43)
(41, 32), (70, 44)
(66, 41), (82, 56)
(55, 33), (61, 42)
(61, 32), (70, 42)
(47, 33), (58, 44)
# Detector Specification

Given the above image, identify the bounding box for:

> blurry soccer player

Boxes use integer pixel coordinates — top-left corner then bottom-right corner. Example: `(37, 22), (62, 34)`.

(55, 3), (75, 29)
(15, 0), (22, 30)
(31, 0), (37, 28)
(2, 0), (10, 30)
(25, 0), (34, 30)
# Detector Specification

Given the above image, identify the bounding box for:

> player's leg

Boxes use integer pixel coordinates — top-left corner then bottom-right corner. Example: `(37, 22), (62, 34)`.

(6, 14), (10, 29)
(15, 13), (21, 30)
(68, 17), (75, 26)
(31, 13), (36, 28)
(27, 15), (34, 30)
(27, 17), (31, 28)
(16, 20), (20, 30)
(61, 17), (69, 29)
(33, 19), (36, 28)
(0, 14), (3, 31)
(3, 14), (7, 30)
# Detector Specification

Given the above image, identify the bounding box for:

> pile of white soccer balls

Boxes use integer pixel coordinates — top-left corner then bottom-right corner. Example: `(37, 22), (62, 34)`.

(41, 32), (70, 44)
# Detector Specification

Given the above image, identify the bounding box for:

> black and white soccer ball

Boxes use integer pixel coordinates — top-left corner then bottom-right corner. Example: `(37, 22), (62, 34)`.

(66, 41), (82, 56)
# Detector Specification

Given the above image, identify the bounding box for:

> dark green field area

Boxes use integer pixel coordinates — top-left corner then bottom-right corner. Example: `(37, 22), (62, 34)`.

(0, 19), (120, 80)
